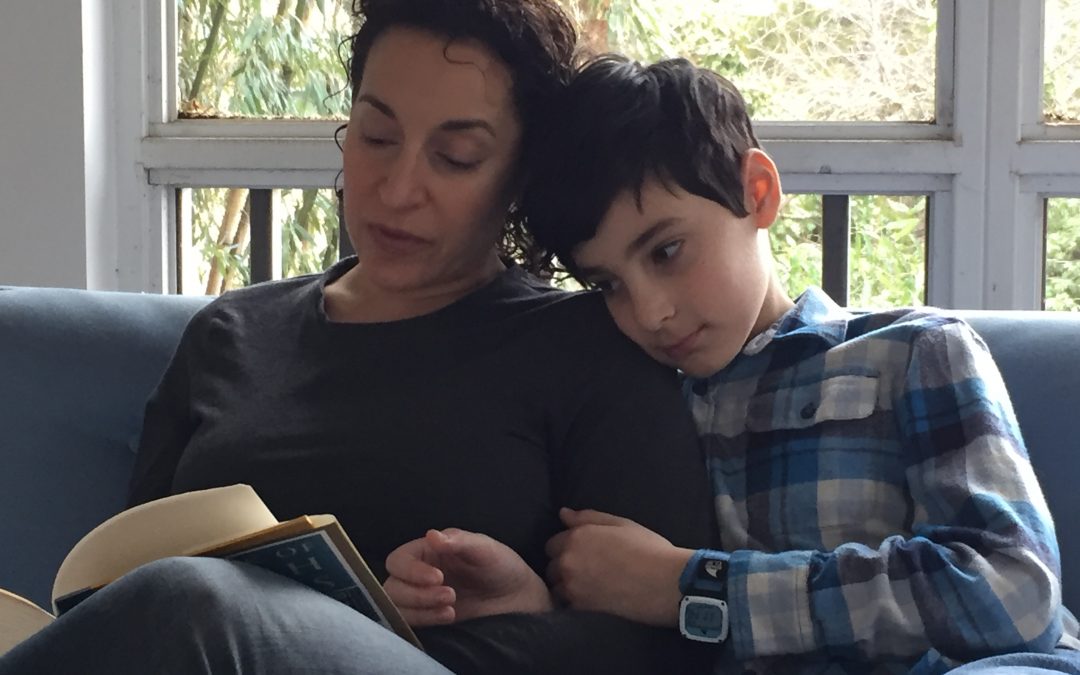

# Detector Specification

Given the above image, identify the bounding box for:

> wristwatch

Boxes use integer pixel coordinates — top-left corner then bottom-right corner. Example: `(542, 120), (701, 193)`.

(679, 555), (729, 643)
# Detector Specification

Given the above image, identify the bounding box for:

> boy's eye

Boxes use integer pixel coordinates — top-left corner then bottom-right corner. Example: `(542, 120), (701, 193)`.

(590, 278), (622, 294)
(652, 240), (683, 263)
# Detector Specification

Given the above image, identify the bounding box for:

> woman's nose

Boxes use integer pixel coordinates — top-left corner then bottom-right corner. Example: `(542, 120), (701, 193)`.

(378, 149), (425, 209)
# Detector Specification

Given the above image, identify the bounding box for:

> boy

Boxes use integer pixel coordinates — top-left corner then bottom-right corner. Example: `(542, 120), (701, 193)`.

(383, 56), (1078, 673)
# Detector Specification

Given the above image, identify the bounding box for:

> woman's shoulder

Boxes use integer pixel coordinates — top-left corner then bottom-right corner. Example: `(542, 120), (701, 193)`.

(185, 272), (323, 333)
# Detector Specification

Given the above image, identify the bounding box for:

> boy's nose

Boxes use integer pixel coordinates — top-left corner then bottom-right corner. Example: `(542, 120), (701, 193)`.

(378, 150), (425, 209)
(632, 287), (675, 333)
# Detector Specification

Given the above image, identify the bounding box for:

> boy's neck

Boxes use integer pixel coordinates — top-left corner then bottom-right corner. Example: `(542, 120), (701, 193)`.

(748, 273), (795, 344)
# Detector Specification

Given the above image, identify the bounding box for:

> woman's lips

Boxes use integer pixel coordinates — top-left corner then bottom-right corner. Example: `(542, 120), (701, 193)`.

(367, 223), (429, 256)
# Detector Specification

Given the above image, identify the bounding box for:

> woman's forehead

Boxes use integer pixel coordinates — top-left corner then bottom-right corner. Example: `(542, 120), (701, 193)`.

(360, 27), (515, 117)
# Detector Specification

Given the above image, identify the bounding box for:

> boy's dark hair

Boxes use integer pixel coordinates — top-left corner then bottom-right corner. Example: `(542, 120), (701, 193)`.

(523, 55), (760, 277)
(348, 0), (579, 276)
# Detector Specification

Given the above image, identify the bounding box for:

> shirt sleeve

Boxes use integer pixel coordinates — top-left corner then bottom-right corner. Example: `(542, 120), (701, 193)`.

(687, 319), (1063, 664)
(126, 310), (204, 507)
(551, 322), (717, 552)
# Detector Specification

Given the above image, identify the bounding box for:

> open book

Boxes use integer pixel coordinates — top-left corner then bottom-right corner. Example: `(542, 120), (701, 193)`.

(0, 484), (419, 655)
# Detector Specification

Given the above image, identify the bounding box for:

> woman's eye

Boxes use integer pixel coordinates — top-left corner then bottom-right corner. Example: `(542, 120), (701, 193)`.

(653, 241), (683, 263)
(361, 135), (394, 147)
(438, 154), (480, 171)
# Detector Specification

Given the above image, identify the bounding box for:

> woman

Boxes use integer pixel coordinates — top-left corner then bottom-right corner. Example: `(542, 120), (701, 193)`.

(0, 1), (713, 673)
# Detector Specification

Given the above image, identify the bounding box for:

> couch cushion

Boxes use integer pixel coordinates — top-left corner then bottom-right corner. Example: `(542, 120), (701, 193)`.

(960, 311), (1080, 613)
(0, 286), (209, 609)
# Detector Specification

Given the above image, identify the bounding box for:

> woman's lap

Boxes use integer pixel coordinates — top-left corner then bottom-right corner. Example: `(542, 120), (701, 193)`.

(0, 556), (451, 675)
(949, 650), (1080, 675)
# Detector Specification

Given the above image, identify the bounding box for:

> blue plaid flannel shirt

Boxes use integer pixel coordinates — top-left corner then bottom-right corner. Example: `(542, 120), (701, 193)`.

(681, 288), (1069, 674)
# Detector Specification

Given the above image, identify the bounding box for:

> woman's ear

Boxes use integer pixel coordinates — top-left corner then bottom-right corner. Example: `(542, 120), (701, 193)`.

(741, 148), (783, 230)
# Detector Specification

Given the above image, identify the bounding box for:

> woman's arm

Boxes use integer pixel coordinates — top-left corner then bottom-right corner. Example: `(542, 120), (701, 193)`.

(127, 311), (204, 506)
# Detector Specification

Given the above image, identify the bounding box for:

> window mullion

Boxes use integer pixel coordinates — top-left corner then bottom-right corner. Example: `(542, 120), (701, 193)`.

(983, 0), (1044, 309)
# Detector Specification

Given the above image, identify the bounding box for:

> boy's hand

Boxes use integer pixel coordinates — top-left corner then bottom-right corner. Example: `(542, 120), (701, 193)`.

(384, 528), (553, 627)
(545, 508), (694, 627)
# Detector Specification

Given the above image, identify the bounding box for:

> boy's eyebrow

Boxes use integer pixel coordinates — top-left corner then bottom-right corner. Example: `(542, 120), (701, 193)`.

(626, 218), (681, 258)
(356, 94), (496, 138)
(576, 218), (681, 280)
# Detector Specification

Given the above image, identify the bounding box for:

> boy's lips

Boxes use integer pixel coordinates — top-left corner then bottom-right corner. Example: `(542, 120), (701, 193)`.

(659, 327), (704, 361)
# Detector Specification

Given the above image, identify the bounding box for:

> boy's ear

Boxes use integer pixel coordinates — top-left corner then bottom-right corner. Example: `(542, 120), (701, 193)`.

(742, 148), (782, 230)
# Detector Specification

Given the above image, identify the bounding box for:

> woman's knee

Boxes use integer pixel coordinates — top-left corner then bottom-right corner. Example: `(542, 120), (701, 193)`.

(112, 556), (253, 622)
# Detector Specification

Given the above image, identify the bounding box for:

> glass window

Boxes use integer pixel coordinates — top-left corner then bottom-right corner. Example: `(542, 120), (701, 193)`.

(178, 0), (354, 119)
(772, 193), (926, 307)
(177, 0), (938, 122)
(848, 194), (926, 307)
(1044, 0), (1080, 123)
(178, 187), (340, 295)
(561, 0), (937, 122)
(1044, 198), (1080, 311)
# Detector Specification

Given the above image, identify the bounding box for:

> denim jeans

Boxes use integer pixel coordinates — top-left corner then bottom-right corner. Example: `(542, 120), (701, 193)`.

(0, 557), (453, 675)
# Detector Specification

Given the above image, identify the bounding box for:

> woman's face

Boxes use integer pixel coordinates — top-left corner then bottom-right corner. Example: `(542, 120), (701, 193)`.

(342, 26), (522, 295)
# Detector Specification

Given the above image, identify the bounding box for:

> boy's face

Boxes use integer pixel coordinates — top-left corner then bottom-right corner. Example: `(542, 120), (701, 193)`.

(572, 153), (783, 377)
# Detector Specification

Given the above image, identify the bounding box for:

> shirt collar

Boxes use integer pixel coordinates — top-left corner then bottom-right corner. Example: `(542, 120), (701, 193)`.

(743, 286), (851, 355)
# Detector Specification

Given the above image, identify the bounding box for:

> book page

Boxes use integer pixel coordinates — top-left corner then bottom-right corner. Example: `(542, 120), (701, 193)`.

(52, 484), (277, 609)
(0, 588), (54, 656)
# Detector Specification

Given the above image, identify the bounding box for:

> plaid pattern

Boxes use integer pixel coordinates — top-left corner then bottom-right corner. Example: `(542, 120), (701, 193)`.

(682, 288), (1067, 674)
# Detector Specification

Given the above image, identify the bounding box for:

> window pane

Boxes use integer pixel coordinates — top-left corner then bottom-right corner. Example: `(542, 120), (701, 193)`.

(1045, 198), (1080, 311)
(178, 187), (340, 295)
(178, 0), (354, 119)
(772, 193), (824, 295)
(772, 194), (926, 307)
(1044, 0), (1080, 123)
(280, 188), (342, 278)
(561, 0), (937, 122)
(849, 195), (926, 308)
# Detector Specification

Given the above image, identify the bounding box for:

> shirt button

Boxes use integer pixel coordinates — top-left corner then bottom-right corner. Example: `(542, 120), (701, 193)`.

(800, 401), (817, 419)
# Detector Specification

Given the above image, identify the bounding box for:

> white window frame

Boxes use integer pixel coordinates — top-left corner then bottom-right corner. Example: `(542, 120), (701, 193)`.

(111, 0), (1080, 309)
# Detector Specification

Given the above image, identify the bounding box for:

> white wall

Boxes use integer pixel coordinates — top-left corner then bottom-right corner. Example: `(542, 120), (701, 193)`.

(0, 0), (120, 290)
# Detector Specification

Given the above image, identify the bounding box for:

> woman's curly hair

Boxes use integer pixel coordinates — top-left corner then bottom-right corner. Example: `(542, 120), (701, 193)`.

(344, 0), (578, 278)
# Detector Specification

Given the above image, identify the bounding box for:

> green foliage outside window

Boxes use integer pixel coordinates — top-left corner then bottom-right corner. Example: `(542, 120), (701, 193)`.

(1046, 199), (1080, 312)
(176, 0), (1079, 310)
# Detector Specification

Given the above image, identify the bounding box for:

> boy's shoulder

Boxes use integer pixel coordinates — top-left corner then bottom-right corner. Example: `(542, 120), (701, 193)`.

(781, 287), (973, 349)
(843, 305), (970, 343)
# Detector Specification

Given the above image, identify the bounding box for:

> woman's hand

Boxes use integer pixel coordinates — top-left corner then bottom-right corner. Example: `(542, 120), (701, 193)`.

(384, 528), (554, 627)
(545, 508), (694, 627)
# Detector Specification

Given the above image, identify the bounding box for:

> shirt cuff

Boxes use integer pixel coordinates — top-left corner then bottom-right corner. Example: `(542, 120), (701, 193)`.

(727, 549), (817, 660)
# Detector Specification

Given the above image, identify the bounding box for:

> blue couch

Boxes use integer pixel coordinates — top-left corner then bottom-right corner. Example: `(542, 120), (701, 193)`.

(2, 286), (1078, 618)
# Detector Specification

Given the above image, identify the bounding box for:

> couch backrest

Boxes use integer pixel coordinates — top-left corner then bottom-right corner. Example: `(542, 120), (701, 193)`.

(0, 289), (1077, 616)
(959, 311), (1080, 612)
(0, 287), (209, 609)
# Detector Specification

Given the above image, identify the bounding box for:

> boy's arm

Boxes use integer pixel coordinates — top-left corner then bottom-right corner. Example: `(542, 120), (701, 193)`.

(702, 319), (1062, 664)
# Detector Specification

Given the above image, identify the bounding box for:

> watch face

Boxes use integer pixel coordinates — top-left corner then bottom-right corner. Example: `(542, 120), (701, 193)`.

(680, 597), (729, 642)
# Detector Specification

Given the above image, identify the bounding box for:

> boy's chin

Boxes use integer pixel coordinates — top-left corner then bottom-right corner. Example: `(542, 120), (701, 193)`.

(670, 348), (740, 379)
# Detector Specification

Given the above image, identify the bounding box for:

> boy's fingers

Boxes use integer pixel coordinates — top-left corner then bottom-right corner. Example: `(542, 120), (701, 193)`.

(559, 507), (629, 528)
(545, 530), (568, 558)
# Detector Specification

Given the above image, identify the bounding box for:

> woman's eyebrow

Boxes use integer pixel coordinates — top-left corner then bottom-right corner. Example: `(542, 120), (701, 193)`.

(356, 94), (395, 119)
(438, 119), (497, 138)
(357, 93), (495, 138)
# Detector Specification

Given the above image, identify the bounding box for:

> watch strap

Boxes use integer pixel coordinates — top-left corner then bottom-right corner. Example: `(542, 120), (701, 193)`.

(680, 549), (729, 601)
